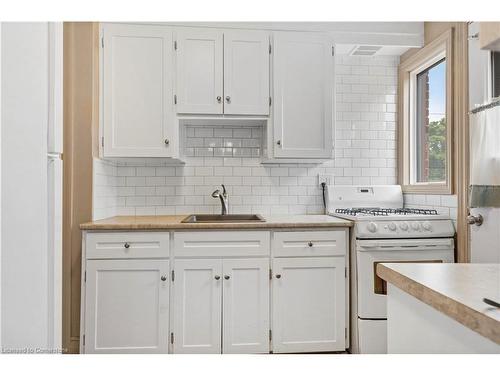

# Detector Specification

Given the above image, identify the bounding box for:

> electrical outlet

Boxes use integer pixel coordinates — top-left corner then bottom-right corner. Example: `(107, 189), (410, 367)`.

(318, 174), (330, 186)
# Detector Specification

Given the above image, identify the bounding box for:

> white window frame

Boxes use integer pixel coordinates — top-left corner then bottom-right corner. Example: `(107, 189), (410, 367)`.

(398, 29), (453, 194)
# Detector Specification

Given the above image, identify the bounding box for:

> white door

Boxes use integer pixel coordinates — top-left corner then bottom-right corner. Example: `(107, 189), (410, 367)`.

(272, 32), (334, 159)
(102, 24), (175, 157)
(173, 259), (222, 353)
(222, 258), (270, 354)
(175, 28), (223, 114)
(223, 30), (270, 115)
(272, 257), (345, 353)
(84, 259), (170, 353)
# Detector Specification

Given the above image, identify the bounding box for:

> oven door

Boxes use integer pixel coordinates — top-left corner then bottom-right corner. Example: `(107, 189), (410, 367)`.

(356, 238), (454, 319)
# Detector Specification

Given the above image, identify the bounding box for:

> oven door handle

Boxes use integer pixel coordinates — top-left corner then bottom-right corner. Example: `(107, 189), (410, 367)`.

(357, 239), (453, 251)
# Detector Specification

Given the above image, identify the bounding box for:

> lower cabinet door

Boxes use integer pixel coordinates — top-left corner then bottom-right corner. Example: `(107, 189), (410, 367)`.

(84, 259), (170, 353)
(272, 257), (345, 353)
(173, 259), (222, 353)
(222, 258), (270, 353)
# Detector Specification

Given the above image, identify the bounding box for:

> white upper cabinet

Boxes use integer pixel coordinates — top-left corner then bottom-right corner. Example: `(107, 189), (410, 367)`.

(84, 259), (170, 353)
(175, 28), (224, 114)
(272, 32), (334, 159)
(102, 24), (175, 157)
(223, 31), (270, 115)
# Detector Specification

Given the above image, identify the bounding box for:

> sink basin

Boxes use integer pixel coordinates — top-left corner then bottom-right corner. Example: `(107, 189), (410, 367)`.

(181, 214), (265, 223)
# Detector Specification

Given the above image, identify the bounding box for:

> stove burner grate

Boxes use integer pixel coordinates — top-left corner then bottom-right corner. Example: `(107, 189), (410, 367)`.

(335, 207), (439, 216)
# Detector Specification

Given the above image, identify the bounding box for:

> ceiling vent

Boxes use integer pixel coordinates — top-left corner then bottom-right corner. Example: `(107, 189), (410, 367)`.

(349, 45), (383, 56)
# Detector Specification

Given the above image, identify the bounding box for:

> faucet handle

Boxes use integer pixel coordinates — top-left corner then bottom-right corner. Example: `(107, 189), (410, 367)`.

(211, 189), (220, 198)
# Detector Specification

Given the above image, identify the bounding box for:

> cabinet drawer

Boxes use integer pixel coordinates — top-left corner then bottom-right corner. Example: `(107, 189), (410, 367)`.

(86, 232), (170, 259)
(273, 230), (347, 257)
(174, 231), (270, 257)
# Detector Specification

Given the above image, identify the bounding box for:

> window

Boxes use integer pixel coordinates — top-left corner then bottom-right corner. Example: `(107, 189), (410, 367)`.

(398, 30), (453, 194)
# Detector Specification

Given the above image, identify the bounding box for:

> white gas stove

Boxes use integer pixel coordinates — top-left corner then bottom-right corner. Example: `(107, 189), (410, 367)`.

(326, 185), (455, 239)
(325, 185), (455, 354)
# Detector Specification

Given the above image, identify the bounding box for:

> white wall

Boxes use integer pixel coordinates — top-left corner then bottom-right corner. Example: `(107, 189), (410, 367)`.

(1, 23), (50, 351)
(93, 55), (399, 219)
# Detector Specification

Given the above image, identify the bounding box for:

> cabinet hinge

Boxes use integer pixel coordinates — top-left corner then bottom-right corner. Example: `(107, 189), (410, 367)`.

(171, 270), (175, 282)
(269, 43), (271, 54)
(83, 334), (85, 346)
(332, 46), (335, 56)
(174, 94), (177, 105)
(269, 97), (272, 106)
(269, 269), (272, 280)
(84, 271), (87, 282)
(170, 332), (174, 344)
(269, 329), (272, 342)
(345, 267), (347, 278)
(174, 41), (177, 51)
(101, 37), (104, 48)
(345, 327), (347, 340)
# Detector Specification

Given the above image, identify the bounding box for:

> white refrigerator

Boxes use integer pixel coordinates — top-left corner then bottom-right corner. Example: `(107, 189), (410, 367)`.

(1, 22), (63, 351)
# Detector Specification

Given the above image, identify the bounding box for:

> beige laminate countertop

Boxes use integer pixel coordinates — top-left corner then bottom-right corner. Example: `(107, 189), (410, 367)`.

(377, 263), (500, 345)
(80, 214), (352, 230)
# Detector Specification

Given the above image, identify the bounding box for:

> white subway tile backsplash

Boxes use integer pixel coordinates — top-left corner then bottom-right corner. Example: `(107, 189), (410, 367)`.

(93, 56), (399, 218)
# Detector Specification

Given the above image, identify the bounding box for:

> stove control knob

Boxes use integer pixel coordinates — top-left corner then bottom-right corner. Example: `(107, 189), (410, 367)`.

(399, 222), (409, 231)
(422, 221), (432, 231)
(367, 222), (378, 233)
(388, 222), (397, 231)
(411, 222), (421, 231)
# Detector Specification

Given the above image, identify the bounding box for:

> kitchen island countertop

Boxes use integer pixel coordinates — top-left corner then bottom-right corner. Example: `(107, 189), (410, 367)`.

(377, 263), (500, 345)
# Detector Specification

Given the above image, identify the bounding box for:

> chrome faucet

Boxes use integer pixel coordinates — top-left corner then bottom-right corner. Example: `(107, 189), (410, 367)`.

(212, 184), (229, 215)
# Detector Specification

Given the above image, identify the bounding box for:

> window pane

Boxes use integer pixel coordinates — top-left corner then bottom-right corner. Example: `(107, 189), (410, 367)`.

(415, 58), (446, 183)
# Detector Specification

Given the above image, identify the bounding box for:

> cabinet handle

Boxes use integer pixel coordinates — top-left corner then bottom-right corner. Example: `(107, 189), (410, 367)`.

(275, 274), (281, 279)
(276, 140), (281, 146)
(224, 275), (230, 280)
(161, 276), (167, 281)
(225, 96), (231, 103)
(124, 242), (130, 249)
(308, 241), (313, 247)
(217, 96), (222, 103)
(214, 275), (221, 280)
(164, 139), (170, 146)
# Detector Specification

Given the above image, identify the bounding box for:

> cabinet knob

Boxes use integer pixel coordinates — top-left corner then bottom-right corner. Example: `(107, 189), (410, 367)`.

(276, 274), (281, 279)
(225, 96), (231, 103)
(224, 275), (230, 280)
(308, 241), (313, 247)
(124, 242), (130, 249)
(164, 139), (170, 146)
(161, 276), (167, 281)
(276, 140), (281, 146)
(214, 275), (221, 280)
(217, 96), (222, 103)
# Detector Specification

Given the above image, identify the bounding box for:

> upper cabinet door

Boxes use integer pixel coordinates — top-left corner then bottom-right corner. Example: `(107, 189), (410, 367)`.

(222, 258), (270, 354)
(223, 30), (270, 115)
(173, 259), (222, 354)
(272, 32), (334, 159)
(84, 259), (170, 353)
(102, 24), (175, 157)
(175, 28), (223, 114)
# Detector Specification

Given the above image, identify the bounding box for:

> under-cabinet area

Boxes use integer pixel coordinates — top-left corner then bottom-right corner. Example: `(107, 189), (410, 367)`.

(79, 218), (350, 354)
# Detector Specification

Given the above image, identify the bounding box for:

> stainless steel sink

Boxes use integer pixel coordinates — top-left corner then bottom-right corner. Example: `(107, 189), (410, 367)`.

(181, 214), (265, 223)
